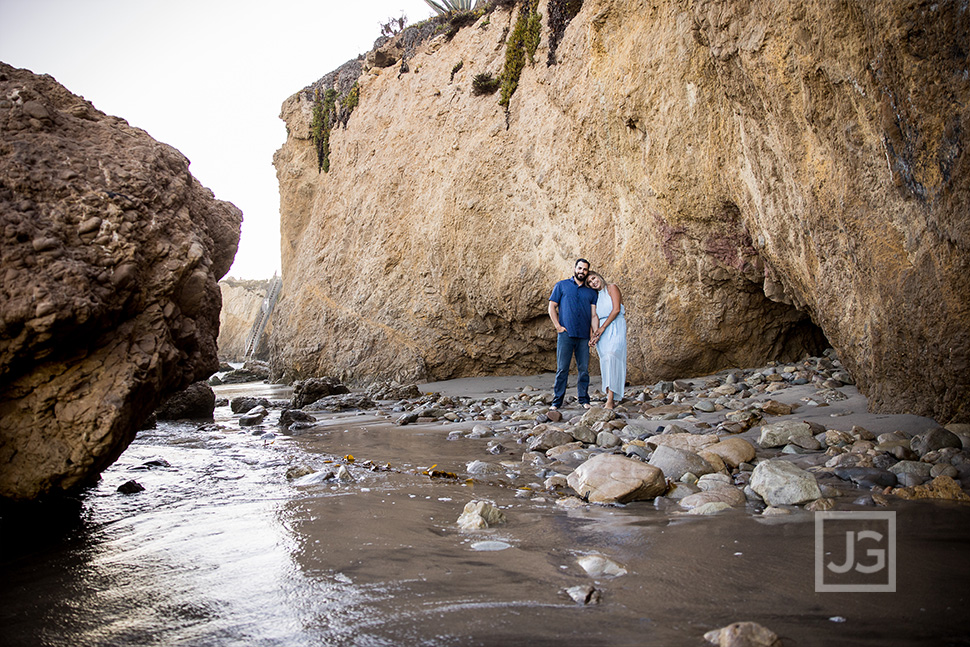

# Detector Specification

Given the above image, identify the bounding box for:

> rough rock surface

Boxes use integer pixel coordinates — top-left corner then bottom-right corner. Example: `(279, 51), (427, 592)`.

(272, 1), (969, 422)
(0, 63), (242, 500)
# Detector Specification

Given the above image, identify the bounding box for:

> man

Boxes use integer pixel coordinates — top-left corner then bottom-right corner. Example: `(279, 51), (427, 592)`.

(548, 258), (598, 409)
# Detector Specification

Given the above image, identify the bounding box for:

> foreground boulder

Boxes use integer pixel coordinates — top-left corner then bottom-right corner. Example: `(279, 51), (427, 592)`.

(155, 382), (216, 420)
(0, 63), (242, 501)
(567, 453), (667, 504)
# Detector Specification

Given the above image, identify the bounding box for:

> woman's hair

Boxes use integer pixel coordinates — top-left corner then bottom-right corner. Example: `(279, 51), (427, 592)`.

(588, 271), (607, 291)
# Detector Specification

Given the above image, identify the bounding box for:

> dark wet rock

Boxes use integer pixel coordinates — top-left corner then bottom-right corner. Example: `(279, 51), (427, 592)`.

(117, 480), (145, 494)
(304, 393), (375, 412)
(229, 397), (271, 414)
(832, 466), (898, 488)
(155, 381), (216, 420)
(367, 381), (422, 400)
(291, 377), (349, 409)
(239, 407), (267, 426)
(219, 368), (268, 384)
(279, 409), (316, 429)
(911, 428), (963, 457)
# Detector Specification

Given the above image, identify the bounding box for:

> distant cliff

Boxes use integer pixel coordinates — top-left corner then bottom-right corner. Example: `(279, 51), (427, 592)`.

(218, 278), (275, 361)
(271, 0), (969, 423)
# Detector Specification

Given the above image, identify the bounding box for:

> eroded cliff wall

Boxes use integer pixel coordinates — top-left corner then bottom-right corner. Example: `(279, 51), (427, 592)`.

(272, 0), (969, 422)
(218, 278), (275, 361)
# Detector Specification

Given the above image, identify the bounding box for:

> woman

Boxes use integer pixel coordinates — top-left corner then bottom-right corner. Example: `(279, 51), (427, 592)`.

(587, 271), (627, 409)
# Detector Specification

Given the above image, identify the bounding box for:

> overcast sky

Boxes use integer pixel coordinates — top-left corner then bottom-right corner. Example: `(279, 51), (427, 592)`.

(0, 0), (435, 279)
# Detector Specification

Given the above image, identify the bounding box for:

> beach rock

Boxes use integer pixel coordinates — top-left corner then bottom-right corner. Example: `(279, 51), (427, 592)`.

(580, 407), (617, 427)
(649, 445), (715, 481)
(646, 432), (719, 453)
(757, 421), (815, 448)
(892, 476), (970, 501)
(687, 501), (732, 515)
(596, 431), (621, 448)
(563, 584), (600, 605)
(680, 487), (746, 510)
(911, 428), (963, 457)
(290, 377), (349, 409)
(832, 466), (898, 489)
(750, 460), (821, 506)
(889, 461), (933, 479)
(117, 480), (145, 494)
(0, 64), (241, 501)
(529, 429), (574, 452)
(466, 460), (506, 476)
(279, 409), (316, 429)
(704, 621), (781, 647)
(701, 437), (757, 468)
(577, 554), (627, 577)
(693, 400), (717, 413)
(567, 453), (667, 504)
(230, 396), (270, 414)
(155, 382), (216, 420)
(457, 500), (507, 530)
(304, 393), (375, 411)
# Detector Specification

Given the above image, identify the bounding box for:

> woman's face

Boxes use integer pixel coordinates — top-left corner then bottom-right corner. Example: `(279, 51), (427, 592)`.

(588, 275), (602, 290)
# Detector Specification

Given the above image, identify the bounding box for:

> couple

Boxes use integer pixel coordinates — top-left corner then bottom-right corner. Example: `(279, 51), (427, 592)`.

(548, 258), (627, 410)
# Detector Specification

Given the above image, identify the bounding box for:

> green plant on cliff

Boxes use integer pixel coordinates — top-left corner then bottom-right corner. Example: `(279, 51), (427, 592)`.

(341, 82), (360, 115)
(498, 0), (541, 108)
(310, 88), (338, 173)
(472, 72), (500, 95)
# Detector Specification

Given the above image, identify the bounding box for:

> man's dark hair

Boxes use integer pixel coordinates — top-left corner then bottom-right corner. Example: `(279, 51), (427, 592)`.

(575, 258), (590, 268)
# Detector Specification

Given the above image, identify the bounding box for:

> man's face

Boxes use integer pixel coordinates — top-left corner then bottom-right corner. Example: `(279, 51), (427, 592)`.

(574, 262), (589, 283)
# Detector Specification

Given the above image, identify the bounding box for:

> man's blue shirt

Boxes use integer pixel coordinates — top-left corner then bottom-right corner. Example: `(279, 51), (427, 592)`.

(550, 278), (597, 338)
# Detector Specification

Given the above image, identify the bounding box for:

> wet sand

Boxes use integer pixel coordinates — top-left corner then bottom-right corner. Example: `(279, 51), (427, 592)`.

(2, 369), (968, 646)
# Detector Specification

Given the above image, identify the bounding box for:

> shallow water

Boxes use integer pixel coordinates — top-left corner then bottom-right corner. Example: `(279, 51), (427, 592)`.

(2, 382), (970, 646)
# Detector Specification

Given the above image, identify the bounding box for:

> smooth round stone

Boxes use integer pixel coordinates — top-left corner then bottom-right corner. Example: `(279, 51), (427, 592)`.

(693, 400), (716, 413)
(470, 540), (511, 552)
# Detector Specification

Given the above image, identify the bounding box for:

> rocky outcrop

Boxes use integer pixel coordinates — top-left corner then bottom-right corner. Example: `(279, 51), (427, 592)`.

(218, 278), (275, 360)
(0, 63), (242, 500)
(272, 0), (969, 422)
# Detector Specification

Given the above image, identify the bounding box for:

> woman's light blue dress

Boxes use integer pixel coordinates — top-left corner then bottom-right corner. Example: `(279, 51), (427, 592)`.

(595, 287), (627, 399)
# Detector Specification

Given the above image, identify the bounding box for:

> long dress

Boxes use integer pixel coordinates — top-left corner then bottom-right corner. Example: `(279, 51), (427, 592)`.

(595, 287), (627, 400)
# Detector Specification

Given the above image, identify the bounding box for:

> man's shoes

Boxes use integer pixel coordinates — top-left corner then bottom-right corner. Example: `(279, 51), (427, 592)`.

(550, 405), (559, 410)
(582, 403), (591, 409)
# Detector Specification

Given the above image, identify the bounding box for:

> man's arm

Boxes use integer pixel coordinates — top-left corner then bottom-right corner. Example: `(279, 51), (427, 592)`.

(548, 301), (566, 333)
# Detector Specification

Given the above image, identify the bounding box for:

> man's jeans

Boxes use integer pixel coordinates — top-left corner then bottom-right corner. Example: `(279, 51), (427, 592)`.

(553, 333), (590, 407)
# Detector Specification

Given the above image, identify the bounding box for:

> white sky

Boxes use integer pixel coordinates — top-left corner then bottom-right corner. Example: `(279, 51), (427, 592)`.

(0, 0), (434, 279)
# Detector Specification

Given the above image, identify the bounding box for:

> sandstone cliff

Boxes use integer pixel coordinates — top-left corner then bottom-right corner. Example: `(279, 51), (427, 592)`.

(272, 0), (969, 423)
(218, 278), (276, 361)
(0, 63), (242, 500)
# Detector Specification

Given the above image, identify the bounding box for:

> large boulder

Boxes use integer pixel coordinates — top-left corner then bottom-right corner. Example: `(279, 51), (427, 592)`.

(155, 382), (216, 420)
(0, 64), (241, 501)
(271, 0), (969, 423)
(567, 453), (667, 504)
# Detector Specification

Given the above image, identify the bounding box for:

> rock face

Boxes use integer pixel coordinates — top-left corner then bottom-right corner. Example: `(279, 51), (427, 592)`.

(0, 63), (242, 501)
(217, 278), (275, 361)
(272, 1), (969, 422)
